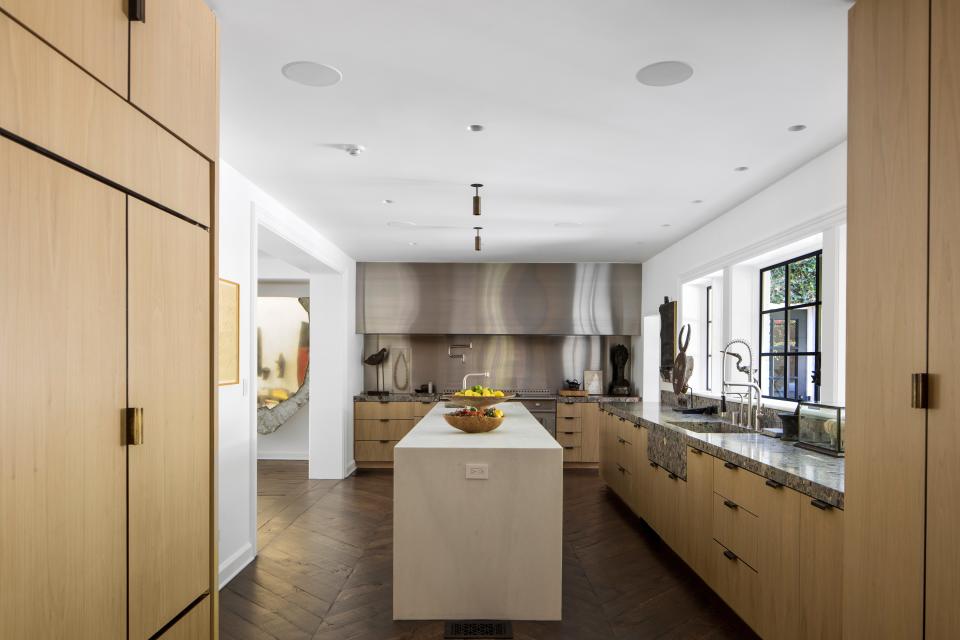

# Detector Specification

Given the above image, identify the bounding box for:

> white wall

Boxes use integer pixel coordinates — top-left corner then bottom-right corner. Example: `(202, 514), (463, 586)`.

(641, 142), (847, 399)
(217, 161), (362, 588)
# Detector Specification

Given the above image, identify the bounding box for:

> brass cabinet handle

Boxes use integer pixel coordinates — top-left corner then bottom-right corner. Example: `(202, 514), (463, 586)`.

(723, 549), (738, 561)
(129, 0), (145, 22)
(690, 448), (703, 455)
(723, 499), (739, 510)
(765, 479), (783, 489)
(810, 499), (833, 511)
(724, 461), (737, 470)
(125, 408), (144, 445)
(911, 373), (929, 409)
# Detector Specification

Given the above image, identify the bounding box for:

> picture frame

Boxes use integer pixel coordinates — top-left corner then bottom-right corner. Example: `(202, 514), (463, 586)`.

(218, 278), (241, 385)
(584, 369), (603, 395)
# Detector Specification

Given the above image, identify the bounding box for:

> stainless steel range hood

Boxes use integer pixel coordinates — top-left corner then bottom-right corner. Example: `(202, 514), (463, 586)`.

(356, 262), (642, 335)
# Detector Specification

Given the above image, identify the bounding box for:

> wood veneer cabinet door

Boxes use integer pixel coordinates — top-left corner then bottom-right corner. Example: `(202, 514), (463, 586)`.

(130, 0), (219, 160)
(580, 403), (600, 462)
(756, 483), (801, 640)
(0, 0), (128, 95)
(844, 0), (929, 637)
(0, 137), (127, 638)
(799, 501), (843, 640)
(684, 447), (714, 581)
(128, 199), (211, 639)
(927, 0), (960, 634)
(159, 597), (211, 640)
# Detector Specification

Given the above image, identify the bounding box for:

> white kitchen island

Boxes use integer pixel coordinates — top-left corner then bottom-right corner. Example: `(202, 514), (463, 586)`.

(393, 401), (563, 621)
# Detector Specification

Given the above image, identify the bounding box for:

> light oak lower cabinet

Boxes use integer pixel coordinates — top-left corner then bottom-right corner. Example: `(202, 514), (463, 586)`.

(597, 415), (845, 639)
(354, 402), (418, 468)
(800, 499), (844, 640)
(579, 402), (601, 463)
(160, 596), (211, 640)
(685, 447), (715, 580)
(756, 480), (802, 640)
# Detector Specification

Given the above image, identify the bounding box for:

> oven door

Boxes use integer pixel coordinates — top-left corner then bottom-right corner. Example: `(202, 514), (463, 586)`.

(515, 399), (557, 437)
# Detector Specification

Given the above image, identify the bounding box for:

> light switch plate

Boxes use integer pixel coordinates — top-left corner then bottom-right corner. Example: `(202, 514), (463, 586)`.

(465, 463), (489, 480)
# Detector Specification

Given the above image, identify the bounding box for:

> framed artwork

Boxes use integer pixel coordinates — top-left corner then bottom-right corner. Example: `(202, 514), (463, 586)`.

(584, 369), (603, 395)
(218, 278), (240, 386)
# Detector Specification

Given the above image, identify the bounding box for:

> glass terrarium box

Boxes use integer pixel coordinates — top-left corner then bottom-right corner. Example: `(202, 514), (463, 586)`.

(796, 402), (845, 456)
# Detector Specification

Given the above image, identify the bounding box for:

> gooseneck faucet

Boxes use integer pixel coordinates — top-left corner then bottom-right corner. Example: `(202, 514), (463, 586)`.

(720, 338), (763, 430)
(462, 371), (490, 390)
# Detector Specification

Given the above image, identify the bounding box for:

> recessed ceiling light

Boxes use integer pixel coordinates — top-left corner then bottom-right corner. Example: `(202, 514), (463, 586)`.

(467, 124), (485, 132)
(281, 61), (342, 87)
(635, 61), (694, 87)
(661, 223), (672, 228)
(408, 241), (418, 246)
(555, 222), (582, 228)
(734, 166), (749, 172)
(382, 199), (394, 204)
(691, 199), (704, 204)
(387, 220), (417, 228)
(787, 124), (807, 132)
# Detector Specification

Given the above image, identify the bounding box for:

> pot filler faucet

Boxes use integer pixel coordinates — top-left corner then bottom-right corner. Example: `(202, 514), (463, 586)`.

(462, 371), (490, 390)
(720, 338), (762, 430)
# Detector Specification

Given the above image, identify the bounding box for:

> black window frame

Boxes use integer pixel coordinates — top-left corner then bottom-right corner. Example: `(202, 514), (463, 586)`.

(758, 250), (822, 402)
(705, 285), (713, 391)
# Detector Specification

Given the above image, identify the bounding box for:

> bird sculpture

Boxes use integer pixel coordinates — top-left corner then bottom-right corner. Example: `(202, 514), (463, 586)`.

(364, 348), (390, 396)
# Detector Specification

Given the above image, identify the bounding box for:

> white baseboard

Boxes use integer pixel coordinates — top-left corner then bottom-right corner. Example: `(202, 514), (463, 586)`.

(345, 459), (357, 477)
(218, 541), (255, 589)
(257, 451), (308, 460)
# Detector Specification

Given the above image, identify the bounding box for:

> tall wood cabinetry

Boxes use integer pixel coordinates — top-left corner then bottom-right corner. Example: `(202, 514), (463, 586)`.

(0, 1), (219, 638)
(845, 0), (960, 638)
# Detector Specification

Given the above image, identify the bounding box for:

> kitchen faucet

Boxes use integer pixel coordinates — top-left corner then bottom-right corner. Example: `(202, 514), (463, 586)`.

(720, 338), (763, 430)
(462, 371), (490, 390)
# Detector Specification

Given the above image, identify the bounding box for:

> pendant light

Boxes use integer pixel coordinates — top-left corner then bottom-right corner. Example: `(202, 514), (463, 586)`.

(471, 183), (483, 216)
(474, 227), (482, 252)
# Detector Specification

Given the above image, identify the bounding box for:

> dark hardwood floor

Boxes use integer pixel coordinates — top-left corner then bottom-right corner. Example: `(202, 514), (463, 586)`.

(220, 461), (757, 640)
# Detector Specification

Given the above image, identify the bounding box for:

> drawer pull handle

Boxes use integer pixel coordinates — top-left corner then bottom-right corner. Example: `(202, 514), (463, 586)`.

(563, 446), (575, 450)
(690, 448), (702, 455)
(619, 417), (626, 422)
(723, 549), (738, 561)
(564, 416), (576, 420)
(380, 419), (390, 422)
(765, 479), (783, 489)
(129, 0), (146, 22)
(649, 461), (658, 469)
(616, 464), (625, 473)
(723, 499), (739, 510)
(723, 461), (737, 470)
(668, 472), (678, 480)
(379, 440), (389, 443)
(810, 499), (832, 511)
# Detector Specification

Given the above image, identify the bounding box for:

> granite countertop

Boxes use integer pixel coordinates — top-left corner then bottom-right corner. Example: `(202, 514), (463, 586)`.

(354, 393), (641, 403)
(602, 402), (845, 509)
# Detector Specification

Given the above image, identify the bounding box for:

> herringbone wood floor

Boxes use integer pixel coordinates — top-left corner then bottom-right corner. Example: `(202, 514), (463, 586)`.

(220, 461), (757, 640)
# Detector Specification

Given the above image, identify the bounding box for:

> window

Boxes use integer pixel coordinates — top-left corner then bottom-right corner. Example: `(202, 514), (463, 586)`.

(759, 251), (821, 401)
(705, 285), (713, 391)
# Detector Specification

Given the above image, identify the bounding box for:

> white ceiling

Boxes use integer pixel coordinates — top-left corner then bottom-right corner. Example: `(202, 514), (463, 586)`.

(209, 0), (848, 263)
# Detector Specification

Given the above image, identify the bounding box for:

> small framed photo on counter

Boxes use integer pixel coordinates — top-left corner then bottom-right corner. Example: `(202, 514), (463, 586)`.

(584, 370), (602, 395)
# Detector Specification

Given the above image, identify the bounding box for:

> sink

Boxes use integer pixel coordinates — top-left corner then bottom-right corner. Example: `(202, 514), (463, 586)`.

(665, 420), (749, 434)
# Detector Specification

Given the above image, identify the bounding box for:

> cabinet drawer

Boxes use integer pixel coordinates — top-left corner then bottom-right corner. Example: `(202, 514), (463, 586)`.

(711, 540), (760, 630)
(413, 401), (437, 417)
(615, 416), (634, 444)
(355, 419), (415, 441)
(557, 418), (582, 433)
(355, 401), (415, 420)
(557, 402), (582, 418)
(355, 440), (399, 462)
(557, 431), (582, 447)
(562, 444), (581, 462)
(713, 492), (759, 570)
(714, 457), (761, 515)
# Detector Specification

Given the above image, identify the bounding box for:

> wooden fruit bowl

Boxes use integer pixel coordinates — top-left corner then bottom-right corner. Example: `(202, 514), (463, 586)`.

(445, 394), (514, 409)
(443, 413), (505, 434)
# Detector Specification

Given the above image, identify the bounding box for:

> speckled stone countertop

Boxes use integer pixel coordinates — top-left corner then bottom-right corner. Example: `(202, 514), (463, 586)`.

(603, 402), (845, 509)
(354, 393), (439, 402)
(557, 395), (640, 404)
